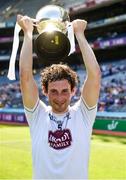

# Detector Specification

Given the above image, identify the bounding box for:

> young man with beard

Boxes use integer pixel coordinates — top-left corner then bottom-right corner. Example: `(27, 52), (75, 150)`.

(17, 14), (101, 179)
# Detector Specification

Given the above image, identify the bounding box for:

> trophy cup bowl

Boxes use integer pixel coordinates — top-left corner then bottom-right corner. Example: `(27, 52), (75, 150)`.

(34, 5), (71, 61)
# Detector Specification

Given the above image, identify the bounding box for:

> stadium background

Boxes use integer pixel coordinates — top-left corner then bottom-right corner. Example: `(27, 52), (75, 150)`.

(0, 0), (126, 179)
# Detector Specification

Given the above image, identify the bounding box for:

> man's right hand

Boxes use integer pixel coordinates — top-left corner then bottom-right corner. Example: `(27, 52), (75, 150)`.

(17, 14), (34, 34)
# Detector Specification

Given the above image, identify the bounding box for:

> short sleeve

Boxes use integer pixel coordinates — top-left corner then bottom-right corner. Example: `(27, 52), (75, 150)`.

(80, 96), (97, 126)
(24, 99), (47, 127)
(72, 96), (97, 127)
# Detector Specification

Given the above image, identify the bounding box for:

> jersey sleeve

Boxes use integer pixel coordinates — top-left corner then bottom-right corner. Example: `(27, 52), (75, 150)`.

(75, 96), (97, 127)
(81, 96), (97, 126)
(24, 98), (47, 127)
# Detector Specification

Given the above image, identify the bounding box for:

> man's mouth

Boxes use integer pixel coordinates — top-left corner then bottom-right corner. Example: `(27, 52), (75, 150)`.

(54, 102), (65, 106)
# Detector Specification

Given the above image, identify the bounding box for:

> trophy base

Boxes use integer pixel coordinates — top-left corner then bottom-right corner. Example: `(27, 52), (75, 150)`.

(34, 31), (70, 61)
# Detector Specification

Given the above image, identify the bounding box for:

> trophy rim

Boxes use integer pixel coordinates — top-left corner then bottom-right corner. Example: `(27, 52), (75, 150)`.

(36, 4), (70, 22)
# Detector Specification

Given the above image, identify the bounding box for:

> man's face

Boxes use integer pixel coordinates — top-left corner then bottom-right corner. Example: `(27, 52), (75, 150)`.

(46, 79), (75, 114)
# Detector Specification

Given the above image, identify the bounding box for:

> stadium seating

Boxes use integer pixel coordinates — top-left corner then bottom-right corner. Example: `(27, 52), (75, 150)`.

(0, 0), (51, 23)
(0, 60), (126, 112)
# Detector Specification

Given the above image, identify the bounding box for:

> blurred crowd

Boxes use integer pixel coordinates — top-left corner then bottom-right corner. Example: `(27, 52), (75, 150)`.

(99, 61), (126, 112)
(0, 60), (126, 112)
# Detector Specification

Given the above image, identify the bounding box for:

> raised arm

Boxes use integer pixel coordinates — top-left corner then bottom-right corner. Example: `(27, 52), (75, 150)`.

(17, 15), (39, 109)
(72, 19), (101, 108)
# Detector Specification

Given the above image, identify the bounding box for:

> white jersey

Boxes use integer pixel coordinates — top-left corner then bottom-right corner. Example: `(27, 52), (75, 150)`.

(24, 97), (97, 179)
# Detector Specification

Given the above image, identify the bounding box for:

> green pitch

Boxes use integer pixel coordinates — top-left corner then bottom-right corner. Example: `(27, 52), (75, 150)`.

(0, 125), (126, 179)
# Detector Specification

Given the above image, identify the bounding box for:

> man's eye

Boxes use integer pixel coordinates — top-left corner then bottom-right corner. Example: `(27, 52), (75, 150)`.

(62, 89), (69, 93)
(51, 90), (57, 94)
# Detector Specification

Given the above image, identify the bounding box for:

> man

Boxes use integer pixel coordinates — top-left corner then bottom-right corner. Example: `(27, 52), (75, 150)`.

(17, 14), (101, 179)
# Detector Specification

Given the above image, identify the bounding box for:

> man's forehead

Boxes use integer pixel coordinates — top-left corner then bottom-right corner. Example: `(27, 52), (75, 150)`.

(48, 79), (71, 88)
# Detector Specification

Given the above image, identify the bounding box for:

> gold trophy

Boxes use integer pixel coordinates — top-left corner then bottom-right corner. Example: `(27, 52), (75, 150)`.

(34, 5), (71, 61)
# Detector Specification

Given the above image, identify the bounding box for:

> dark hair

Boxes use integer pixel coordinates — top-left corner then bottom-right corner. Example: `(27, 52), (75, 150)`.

(41, 64), (78, 92)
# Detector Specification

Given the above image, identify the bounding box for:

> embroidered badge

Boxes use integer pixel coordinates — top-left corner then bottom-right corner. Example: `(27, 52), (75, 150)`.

(48, 129), (72, 150)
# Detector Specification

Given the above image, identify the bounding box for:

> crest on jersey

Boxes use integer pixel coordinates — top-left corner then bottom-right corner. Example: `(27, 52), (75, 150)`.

(48, 129), (72, 150)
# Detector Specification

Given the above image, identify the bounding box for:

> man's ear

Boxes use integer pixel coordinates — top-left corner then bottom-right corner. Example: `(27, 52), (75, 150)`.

(42, 85), (48, 96)
(71, 87), (77, 97)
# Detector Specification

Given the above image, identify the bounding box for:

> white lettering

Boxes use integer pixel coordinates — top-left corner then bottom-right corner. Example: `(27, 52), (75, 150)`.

(107, 120), (119, 130)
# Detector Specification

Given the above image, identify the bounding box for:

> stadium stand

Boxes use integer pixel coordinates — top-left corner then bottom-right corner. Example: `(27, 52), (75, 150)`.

(0, 0), (51, 23)
(0, 60), (126, 112)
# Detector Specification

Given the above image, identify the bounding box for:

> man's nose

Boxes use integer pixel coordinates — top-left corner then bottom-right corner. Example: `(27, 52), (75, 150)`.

(56, 94), (65, 103)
